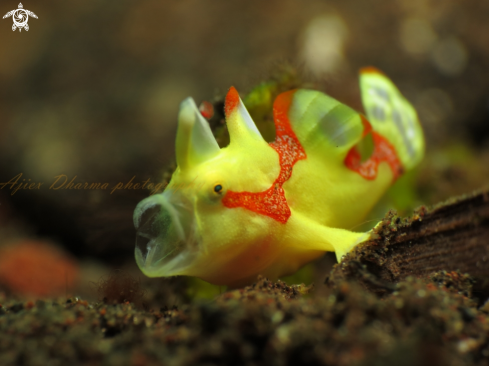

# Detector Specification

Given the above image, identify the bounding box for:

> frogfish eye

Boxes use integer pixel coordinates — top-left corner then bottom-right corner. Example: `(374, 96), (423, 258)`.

(214, 184), (223, 194)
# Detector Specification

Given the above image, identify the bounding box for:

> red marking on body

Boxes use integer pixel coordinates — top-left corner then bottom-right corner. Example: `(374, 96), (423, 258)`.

(223, 89), (306, 223)
(345, 127), (403, 180)
(360, 115), (372, 137)
(224, 86), (240, 118)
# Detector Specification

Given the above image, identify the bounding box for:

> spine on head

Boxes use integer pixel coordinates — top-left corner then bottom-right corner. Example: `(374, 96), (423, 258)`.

(224, 86), (267, 148)
(176, 98), (220, 171)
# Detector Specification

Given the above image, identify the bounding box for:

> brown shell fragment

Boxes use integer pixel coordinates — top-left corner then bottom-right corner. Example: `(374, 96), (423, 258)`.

(327, 190), (489, 299)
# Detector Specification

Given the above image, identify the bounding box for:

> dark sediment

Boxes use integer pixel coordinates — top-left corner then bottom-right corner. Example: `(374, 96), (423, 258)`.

(1, 190), (489, 365)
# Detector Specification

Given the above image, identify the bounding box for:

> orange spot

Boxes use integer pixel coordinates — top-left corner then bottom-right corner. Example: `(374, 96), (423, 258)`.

(0, 240), (79, 297)
(223, 90), (306, 223)
(199, 101), (214, 119)
(360, 66), (386, 76)
(345, 131), (403, 180)
(224, 86), (240, 118)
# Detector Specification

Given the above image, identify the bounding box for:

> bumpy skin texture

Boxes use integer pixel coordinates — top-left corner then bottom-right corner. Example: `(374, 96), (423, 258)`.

(133, 68), (424, 288)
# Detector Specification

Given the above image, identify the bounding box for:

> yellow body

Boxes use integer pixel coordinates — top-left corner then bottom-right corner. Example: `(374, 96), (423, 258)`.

(134, 68), (424, 287)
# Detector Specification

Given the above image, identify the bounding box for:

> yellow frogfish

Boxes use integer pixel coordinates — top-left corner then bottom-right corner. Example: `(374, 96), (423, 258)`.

(133, 67), (424, 288)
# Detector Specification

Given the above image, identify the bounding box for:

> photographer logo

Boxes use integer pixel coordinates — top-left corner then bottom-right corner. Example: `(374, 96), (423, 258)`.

(3, 3), (37, 32)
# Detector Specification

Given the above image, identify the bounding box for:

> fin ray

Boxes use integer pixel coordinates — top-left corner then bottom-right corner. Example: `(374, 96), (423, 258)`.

(360, 67), (424, 171)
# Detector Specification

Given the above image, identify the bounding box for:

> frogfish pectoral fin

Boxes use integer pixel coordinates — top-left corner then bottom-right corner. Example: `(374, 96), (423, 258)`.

(286, 215), (370, 263)
(330, 229), (370, 262)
